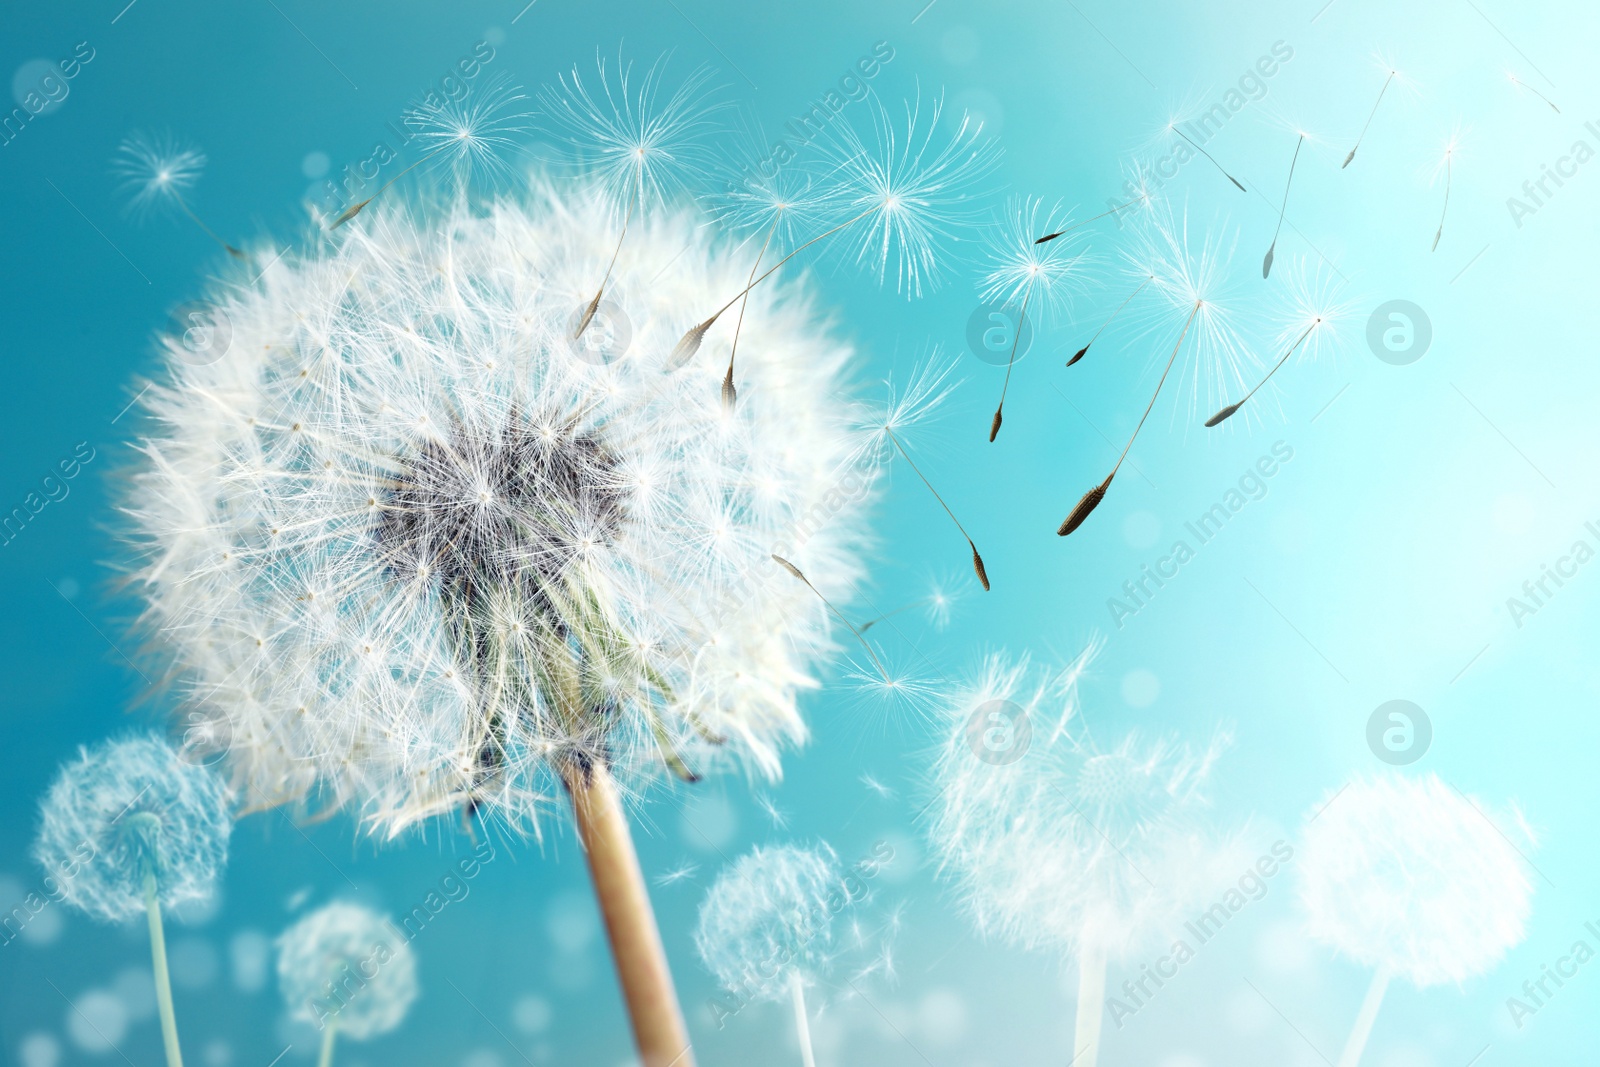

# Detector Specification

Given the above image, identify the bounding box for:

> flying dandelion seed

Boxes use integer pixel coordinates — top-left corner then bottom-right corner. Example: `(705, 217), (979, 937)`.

(540, 55), (723, 338)
(695, 844), (859, 1067)
(1033, 189), (1151, 244)
(858, 575), (958, 633)
(883, 431), (989, 588)
(34, 735), (233, 1067)
(772, 555), (889, 683)
(1343, 62), (1403, 168)
(755, 793), (789, 830)
(1297, 774), (1533, 1067)
(115, 132), (243, 258)
(1165, 121), (1246, 192)
(928, 650), (1235, 1067)
(330, 77), (532, 230)
(1506, 71), (1560, 114)
(1060, 208), (1250, 535)
(277, 902), (418, 1066)
(1067, 273), (1153, 367)
(1262, 132), (1306, 279)
(1431, 128), (1463, 252)
(124, 170), (877, 1067)
(669, 93), (999, 366)
(1207, 259), (1354, 426)
(979, 196), (1090, 441)
(654, 860), (701, 888)
(859, 773), (896, 799)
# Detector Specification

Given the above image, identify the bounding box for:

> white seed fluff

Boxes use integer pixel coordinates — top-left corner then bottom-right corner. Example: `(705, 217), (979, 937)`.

(125, 177), (872, 837)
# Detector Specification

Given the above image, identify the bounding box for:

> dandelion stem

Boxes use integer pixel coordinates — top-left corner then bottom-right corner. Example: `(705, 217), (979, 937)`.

(790, 972), (817, 1067)
(883, 429), (990, 590)
(579, 166), (644, 338)
(1335, 967), (1392, 1067)
(711, 206), (877, 321)
(563, 759), (696, 1067)
(771, 555), (890, 682)
(1433, 155), (1451, 252)
(1344, 72), (1395, 168)
(1034, 193), (1149, 244)
(1072, 940), (1107, 1067)
(726, 216), (781, 409)
(1116, 301), (1200, 476)
(327, 146), (450, 229)
(990, 282), (1033, 442)
(1171, 126), (1246, 192)
(1069, 275), (1151, 366)
(316, 1017), (339, 1067)
(143, 868), (186, 1067)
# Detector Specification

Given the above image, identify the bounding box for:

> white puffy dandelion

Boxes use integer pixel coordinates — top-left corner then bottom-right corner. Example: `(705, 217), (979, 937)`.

(1297, 773), (1534, 1067)
(276, 901), (418, 1065)
(978, 195), (1091, 441)
(124, 176), (872, 1067)
(928, 649), (1231, 1067)
(115, 132), (242, 259)
(695, 843), (859, 1067)
(33, 734), (233, 1067)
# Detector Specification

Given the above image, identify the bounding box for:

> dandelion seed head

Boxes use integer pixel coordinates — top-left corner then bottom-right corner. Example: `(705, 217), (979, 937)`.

(927, 650), (1232, 958)
(403, 74), (531, 188)
(1297, 773), (1533, 987)
(125, 176), (875, 838)
(1274, 258), (1357, 362)
(277, 901), (418, 1039)
(695, 843), (847, 999)
(115, 132), (206, 214)
(33, 734), (233, 923)
(978, 196), (1091, 316)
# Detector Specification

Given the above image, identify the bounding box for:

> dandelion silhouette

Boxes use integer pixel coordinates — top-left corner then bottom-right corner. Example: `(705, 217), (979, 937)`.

(1207, 259), (1353, 426)
(1297, 773), (1534, 1067)
(669, 94), (998, 367)
(928, 649), (1231, 1067)
(34, 735), (233, 1067)
(329, 76), (531, 229)
(541, 55), (723, 338)
(277, 901), (418, 1067)
(124, 171), (875, 1067)
(115, 132), (243, 258)
(980, 197), (1088, 440)
(1060, 208), (1251, 535)
(695, 844), (854, 1067)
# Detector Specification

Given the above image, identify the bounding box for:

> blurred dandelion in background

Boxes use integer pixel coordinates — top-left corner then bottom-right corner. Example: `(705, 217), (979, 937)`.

(276, 901), (418, 1066)
(114, 132), (242, 258)
(1297, 772), (1534, 1067)
(34, 734), (233, 1067)
(927, 647), (1234, 1067)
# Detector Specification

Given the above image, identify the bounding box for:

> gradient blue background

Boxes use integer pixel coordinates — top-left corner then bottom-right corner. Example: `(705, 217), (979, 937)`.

(2, 0), (1596, 1064)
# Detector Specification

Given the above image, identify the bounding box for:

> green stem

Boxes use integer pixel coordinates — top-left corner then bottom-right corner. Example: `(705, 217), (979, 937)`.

(143, 870), (185, 1067)
(317, 1016), (340, 1067)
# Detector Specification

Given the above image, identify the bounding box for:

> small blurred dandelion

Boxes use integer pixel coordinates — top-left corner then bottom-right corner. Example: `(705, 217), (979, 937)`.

(277, 901), (418, 1066)
(541, 54), (722, 337)
(1506, 71), (1560, 114)
(859, 773), (896, 800)
(695, 843), (860, 1067)
(928, 649), (1232, 1067)
(329, 76), (531, 229)
(669, 94), (999, 368)
(115, 132), (243, 258)
(34, 734), (233, 1067)
(1206, 258), (1354, 426)
(654, 860), (701, 888)
(755, 793), (789, 830)
(1297, 773), (1534, 1067)
(859, 572), (961, 633)
(978, 196), (1090, 441)
(1060, 207), (1252, 535)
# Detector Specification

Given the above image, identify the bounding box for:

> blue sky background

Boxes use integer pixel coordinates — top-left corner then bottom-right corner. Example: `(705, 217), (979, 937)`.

(2, 0), (1598, 1064)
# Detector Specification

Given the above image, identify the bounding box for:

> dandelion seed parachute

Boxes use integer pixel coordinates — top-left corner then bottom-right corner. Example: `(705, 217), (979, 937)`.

(34, 734), (233, 1067)
(125, 175), (874, 1067)
(277, 901), (418, 1065)
(695, 843), (851, 1067)
(928, 650), (1234, 1067)
(1297, 773), (1533, 1067)
(115, 131), (242, 258)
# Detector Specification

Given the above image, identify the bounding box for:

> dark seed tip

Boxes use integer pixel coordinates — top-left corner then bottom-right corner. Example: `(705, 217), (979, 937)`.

(1205, 402), (1242, 428)
(972, 547), (990, 591)
(988, 409), (1002, 443)
(1057, 475), (1113, 537)
(1067, 344), (1089, 367)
